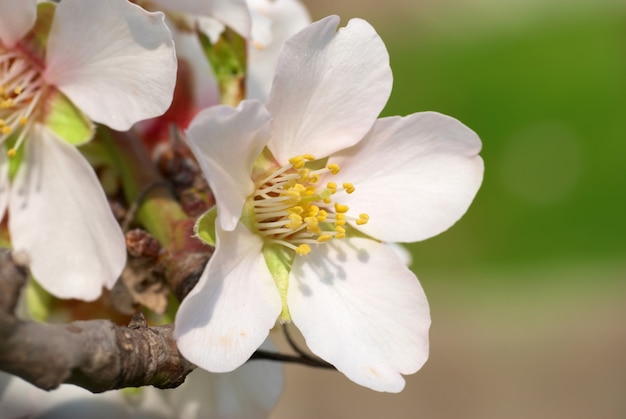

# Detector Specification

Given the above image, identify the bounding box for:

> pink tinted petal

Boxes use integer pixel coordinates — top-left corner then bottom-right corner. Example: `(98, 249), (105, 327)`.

(0, 150), (8, 221)
(175, 223), (282, 372)
(0, 0), (36, 48)
(266, 16), (392, 164)
(246, 0), (312, 101)
(151, 0), (251, 39)
(43, 0), (176, 131)
(288, 238), (430, 392)
(9, 124), (126, 301)
(168, 339), (284, 419)
(330, 112), (484, 243)
(186, 100), (271, 231)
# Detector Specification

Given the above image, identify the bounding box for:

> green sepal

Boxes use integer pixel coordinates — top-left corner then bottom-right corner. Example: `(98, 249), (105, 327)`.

(194, 206), (218, 247)
(197, 27), (247, 106)
(262, 243), (294, 322)
(25, 279), (52, 322)
(43, 90), (94, 146)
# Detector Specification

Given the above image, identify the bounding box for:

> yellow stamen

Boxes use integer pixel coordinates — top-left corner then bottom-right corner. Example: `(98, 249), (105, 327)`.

(334, 203), (349, 213)
(342, 183), (355, 194)
(327, 163), (340, 175)
(295, 244), (311, 255)
(251, 154), (370, 256)
(317, 234), (332, 242)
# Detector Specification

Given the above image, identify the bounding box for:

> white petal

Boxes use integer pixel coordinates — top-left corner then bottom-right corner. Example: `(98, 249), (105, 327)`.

(151, 0), (251, 39)
(171, 30), (219, 110)
(0, 372), (132, 419)
(8, 124), (126, 301)
(43, 0), (177, 131)
(288, 238), (430, 392)
(386, 242), (413, 267)
(330, 112), (484, 242)
(0, 148), (8, 222)
(196, 15), (227, 44)
(167, 339), (284, 419)
(175, 222), (282, 372)
(266, 16), (392, 164)
(0, 0), (36, 48)
(186, 100), (271, 231)
(246, 0), (312, 101)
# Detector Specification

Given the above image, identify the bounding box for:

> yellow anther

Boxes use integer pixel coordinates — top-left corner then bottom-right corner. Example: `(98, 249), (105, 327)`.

(19, 116), (27, 125)
(335, 219), (346, 227)
(335, 213), (345, 220)
(342, 183), (355, 194)
(286, 213), (303, 229)
(298, 168), (310, 180)
(304, 216), (319, 232)
(335, 232), (346, 239)
(303, 186), (316, 196)
(327, 163), (340, 174)
(14, 86), (23, 95)
(303, 154), (315, 161)
(356, 214), (369, 225)
(1, 99), (14, 109)
(0, 119), (5, 126)
(289, 155), (306, 169)
(288, 206), (303, 215)
(317, 234), (333, 243)
(308, 173), (320, 183)
(295, 244), (311, 255)
(317, 209), (328, 222)
(334, 203), (349, 213)
(2, 126), (11, 135)
(307, 205), (319, 216)
(323, 198), (331, 204)
(284, 189), (301, 200)
(7, 148), (17, 158)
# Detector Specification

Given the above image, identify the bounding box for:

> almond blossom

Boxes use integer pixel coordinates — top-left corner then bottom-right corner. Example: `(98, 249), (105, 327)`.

(0, 0), (176, 300)
(175, 16), (484, 392)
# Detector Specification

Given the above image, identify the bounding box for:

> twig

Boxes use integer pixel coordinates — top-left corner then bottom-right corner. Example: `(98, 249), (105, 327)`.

(0, 250), (194, 392)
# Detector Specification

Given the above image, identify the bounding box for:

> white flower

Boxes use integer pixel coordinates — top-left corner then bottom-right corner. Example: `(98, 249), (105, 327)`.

(0, 0), (177, 300)
(142, 0), (310, 107)
(175, 16), (483, 392)
(146, 0), (252, 42)
(0, 346), (283, 419)
(245, 0), (311, 101)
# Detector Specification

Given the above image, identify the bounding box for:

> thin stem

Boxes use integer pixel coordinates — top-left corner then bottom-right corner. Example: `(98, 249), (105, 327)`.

(250, 350), (335, 370)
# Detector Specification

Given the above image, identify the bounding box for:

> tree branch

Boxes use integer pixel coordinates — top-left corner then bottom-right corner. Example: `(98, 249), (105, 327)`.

(0, 250), (195, 393)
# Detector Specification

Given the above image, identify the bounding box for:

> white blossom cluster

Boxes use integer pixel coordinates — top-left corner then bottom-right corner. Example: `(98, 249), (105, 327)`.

(0, 0), (483, 417)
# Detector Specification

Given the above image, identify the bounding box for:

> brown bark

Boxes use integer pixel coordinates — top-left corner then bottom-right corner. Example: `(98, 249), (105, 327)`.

(0, 249), (194, 393)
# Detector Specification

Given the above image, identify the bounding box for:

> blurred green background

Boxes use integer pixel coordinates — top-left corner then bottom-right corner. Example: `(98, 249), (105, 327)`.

(273, 1), (626, 418)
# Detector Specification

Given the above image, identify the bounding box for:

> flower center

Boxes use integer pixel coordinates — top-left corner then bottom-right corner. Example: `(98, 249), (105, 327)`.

(251, 154), (369, 255)
(0, 46), (44, 157)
